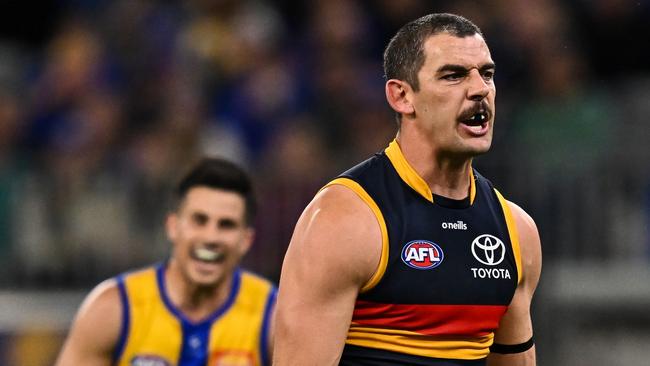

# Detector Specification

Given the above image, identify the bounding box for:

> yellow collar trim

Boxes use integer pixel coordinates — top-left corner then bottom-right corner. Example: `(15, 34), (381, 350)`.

(384, 140), (476, 204)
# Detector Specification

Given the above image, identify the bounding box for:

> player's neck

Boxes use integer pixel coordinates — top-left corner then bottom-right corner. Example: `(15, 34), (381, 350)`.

(165, 263), (233, 322)
(395, 134), (473, 200)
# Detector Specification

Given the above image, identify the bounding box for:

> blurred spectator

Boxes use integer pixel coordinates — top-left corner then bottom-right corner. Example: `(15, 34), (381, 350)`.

(511, 46), (613, 176)
(568, 0), (650, 80)
(251, 116), (335, 280)
(507, 29), (616, 259)
(0, 92), (26, 279)
(16, 88), (130, 286)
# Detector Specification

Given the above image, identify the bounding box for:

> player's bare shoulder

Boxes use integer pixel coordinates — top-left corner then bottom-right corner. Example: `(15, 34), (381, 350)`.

(55, 279), (123, 366)
(506, 201), (536, 233)
(505, 200), (542, 287)
(78, 279), (122, 322)
(288, 182), (383, 287)
(70, 278), (123, 345)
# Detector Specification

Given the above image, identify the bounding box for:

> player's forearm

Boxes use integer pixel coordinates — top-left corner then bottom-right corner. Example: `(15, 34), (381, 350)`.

(273, 332), (345, 365)
(273, 348), (342, 366)
(273, 305), (350, 365)
(486, 345), (536, 366)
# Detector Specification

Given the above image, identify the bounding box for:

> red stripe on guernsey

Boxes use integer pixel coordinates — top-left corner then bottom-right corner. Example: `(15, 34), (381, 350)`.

(352, 300), (507, 336)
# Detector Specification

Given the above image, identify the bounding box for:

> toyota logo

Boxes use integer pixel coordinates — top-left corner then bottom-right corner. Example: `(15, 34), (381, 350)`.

(471, 234), (505, 266)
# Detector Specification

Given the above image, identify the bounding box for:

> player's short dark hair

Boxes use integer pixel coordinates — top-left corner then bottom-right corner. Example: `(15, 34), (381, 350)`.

(174, 157), (256, 225)
(383, 13), (484, 92)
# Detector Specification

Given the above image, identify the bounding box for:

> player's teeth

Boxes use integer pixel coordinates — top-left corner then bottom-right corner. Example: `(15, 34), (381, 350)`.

(195, 248), (221, 261)
(470, 125), (483, 132)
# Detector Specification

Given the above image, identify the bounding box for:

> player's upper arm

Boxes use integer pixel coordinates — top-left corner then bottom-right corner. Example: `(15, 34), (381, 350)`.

(55, 279), (123, 366)
(273, 183), (382, 365)
(487, 201), (541, 366)
(509, 200), (542, 309)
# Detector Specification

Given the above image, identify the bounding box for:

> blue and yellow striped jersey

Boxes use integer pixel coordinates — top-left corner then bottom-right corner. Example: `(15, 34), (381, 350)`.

(113, 264), (276, 366)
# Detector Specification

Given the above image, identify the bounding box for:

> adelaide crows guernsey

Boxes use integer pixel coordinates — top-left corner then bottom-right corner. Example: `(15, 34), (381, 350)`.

(330, 140), (522, 365)
(113, 264), (276, 366)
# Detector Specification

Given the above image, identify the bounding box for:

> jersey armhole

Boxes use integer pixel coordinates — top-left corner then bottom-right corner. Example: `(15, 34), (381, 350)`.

(113, 275), (130, 364)
(494, 189), (523, 285)
(259, 287), (277, 366)
(323, 178), (389, 293)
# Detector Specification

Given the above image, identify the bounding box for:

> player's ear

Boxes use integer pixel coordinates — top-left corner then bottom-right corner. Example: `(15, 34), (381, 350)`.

(386, 79), (415, 116)
(239, 228), (255, 256)
(165, 213), (178, 242)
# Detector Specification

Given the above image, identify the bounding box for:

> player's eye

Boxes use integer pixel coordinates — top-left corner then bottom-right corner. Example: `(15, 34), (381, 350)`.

(191, 213), (208, 226)
(481, 70), (495, 81)
(218, 218), (238, 230)
(441, 73), (464, 81)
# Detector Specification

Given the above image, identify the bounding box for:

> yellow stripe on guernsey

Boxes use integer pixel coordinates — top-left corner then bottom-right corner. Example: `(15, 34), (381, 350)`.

(118, 268), (181, 365)
(385, 139), (477, 204)
(324, 178), (389, 293)
(494, 189), (523, 285)
(347, 325), (494, 360)
(116, 266), (274, 366)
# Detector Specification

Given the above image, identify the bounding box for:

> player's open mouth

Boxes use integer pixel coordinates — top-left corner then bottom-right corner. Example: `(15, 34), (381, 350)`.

(460, 111), (489, 134)
(191, 247), (225, 263)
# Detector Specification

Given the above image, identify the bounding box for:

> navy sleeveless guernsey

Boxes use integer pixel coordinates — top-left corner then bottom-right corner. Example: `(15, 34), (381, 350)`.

(327, 140), (523, 365)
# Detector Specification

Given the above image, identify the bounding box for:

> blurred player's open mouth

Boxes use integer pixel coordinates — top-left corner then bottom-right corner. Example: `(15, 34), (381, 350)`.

(190, 246), (225, 264)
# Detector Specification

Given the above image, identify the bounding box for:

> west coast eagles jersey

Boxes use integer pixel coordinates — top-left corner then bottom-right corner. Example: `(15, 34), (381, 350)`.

(113, 264), (276, 366)
(331, 140), (523, 365)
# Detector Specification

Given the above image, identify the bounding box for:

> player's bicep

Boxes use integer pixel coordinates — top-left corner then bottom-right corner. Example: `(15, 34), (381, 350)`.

(488, 202), (541, 365)
(55, 280), (123, 366)
(512, 202), (542, 300)
(284, 188), (379, 286)
(273, 184), (381, 364)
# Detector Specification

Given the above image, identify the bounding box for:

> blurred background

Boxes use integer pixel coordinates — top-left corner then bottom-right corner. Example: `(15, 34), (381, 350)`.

(1, 0), (649, 365)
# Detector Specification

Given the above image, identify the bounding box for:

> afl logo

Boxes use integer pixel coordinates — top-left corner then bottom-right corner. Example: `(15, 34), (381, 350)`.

(471, 234), (505, 266)
(401, 240), (444, 270)
(131, 355), (171, 366)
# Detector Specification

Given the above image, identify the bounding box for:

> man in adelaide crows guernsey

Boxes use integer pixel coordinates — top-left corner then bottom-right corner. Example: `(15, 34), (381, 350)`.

(56, 158), (276, 366)
(274, 13), (542, 366)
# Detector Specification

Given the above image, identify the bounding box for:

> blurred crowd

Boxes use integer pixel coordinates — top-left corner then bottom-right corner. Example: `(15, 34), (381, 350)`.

(1, 0), (650, 290)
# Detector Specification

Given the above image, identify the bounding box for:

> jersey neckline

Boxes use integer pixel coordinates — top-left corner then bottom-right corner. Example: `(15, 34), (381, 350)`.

(384, 139), (477, 206)
(155, 263), (242, 327)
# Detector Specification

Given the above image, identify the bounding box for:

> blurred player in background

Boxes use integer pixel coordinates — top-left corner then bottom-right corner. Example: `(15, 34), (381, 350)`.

(55, 157), (276, 366)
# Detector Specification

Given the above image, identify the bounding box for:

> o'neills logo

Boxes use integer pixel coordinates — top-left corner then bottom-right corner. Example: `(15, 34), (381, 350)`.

(441, 220), (467, 230)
